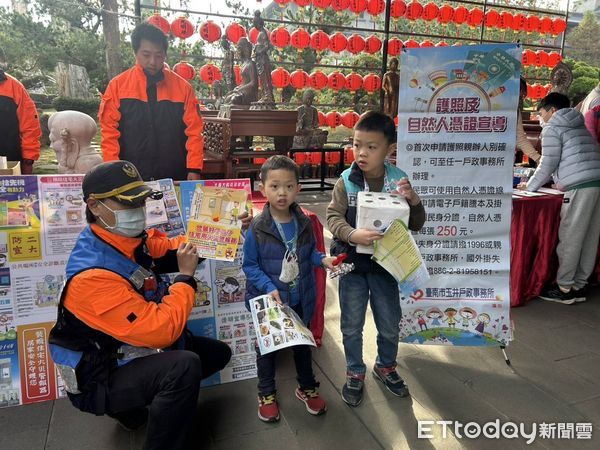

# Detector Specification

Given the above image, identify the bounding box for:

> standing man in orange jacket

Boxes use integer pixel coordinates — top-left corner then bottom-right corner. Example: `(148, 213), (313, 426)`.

(99, 23), (204, 181)
(0, 48), (41, 175)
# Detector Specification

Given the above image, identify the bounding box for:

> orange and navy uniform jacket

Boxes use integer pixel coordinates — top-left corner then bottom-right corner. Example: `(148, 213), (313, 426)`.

(0, 70), (41, 162)
(99, 64), (204, 181)
(63, 224), (194, 349)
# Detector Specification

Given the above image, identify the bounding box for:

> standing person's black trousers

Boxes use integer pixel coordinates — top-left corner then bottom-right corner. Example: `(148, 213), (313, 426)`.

(104, 336), (231, 450)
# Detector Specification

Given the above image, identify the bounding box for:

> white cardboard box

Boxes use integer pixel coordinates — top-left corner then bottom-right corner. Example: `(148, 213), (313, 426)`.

(356, 191), (410, 254)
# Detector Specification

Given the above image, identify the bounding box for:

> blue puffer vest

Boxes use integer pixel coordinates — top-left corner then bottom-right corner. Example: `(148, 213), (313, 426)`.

(330, 161), (407, 273)
(245, 203), (317, 323)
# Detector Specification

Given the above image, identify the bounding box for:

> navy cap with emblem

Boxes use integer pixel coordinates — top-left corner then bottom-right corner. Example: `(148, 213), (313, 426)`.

(82, 161), (162, 206)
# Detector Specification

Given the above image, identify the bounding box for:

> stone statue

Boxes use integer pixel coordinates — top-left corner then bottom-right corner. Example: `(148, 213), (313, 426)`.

(382, 57), (400, 118)
(550, 61), (573, 97)
(252, 10), (276, 108)
(48, 110), (102, 174)
(220, 36), (235, 93)
(221, 37), (258, 108)
(292, 89), (328, 148)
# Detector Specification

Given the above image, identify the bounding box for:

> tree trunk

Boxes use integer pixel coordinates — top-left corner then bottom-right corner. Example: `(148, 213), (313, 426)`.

(55, 62), (91, 98)
(101, 0), (122, 79)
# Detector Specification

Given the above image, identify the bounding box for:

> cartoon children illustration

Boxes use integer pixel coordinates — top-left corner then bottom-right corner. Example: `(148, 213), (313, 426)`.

(426, 307), (443, 326)
(443, 307), (457, 328)
(220, 276), (240, 302)
(473, 313), (490, 335)
(230, 202), (240, 225)
(413, 309), (427, 331)
(459, 307), (477, 329)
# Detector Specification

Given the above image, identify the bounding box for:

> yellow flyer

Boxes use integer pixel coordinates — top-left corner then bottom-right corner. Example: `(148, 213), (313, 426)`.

(186, 185), (248, 261)
(372, 219), (429, 295)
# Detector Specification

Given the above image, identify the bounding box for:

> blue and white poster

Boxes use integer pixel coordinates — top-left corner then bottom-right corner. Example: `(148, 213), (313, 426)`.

(396, 44), (520, 346)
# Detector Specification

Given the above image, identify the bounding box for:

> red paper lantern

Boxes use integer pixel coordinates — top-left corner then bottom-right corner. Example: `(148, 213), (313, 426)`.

(234, 65), (242, 85)
(453, 6), (469, 25)
(317, 111), (326, 127)
(271, 67), (291, 90)
(367, 0), (385, 16)
(511, 13), (526, 32)
(526, 83), (533, 99)
(345, 72), (363, 92)
(199, 20), (222, 43)
(294, 0), (311, 6)
(363, 73), (381, 93)
(544, 83), (553, 94)
(404, 39), (419, 48)
(498, 12), (513, 31)
(147, 14), (170, 35)
(551, 18), (567, 36)
(535, 50), (549, 68)
(539, 17), (553, 35)
(274, 0), (291, 6)
(328, 71), (346, 91)
(249, 27), (270, 44)
(365, 35), (382, 53)
(521, 49), (536, 67)
(420, 39), (434, 48)
(270, 27), (291, 49)
(173, 61), (195, 80)
(310, 30), (330, 52)
(349, 0), (367, 15)
(330, 0), (350, 12)
(484, 10), (500, 28)
(329, 32), (348, 53)
(468, 8), (484, 28)
(530, 83), (544, 99)
(291, 28), (311, 51)
(312, 0), (331, 9)
(347, 34), (366, 54)
(387, 38), (403, 56)
(199, 63), (222, 85)
(326, 111), (343, 128)
(405, 1), (423, 21)
(290, 69), (310, 90)
(342, 111), (360, 128)
(547, 51), (562, 68)
(170, 17), (194, 39)
(226, 23), (246, 44)
(422, 3), (439, 21)
(437, 5), (454, 25)
(344, 146), (355, 164)
(309, 70), (328, 90)
(390, 0), (407, 20)
(436, 41), (449, 47)
(525, 15), (540, 34)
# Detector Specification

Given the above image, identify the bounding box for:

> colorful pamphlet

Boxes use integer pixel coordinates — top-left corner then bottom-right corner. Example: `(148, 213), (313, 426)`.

(186, 185), (248, 261)
(249, 294), (316, 355)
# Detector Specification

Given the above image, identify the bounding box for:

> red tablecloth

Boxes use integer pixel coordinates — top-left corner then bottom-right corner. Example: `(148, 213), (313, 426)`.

(251, 199), (326, 345)
(510, 194), (600, 306)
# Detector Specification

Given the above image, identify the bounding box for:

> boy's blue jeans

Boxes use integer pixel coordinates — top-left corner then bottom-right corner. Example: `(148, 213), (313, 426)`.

(339, 270), (401, 375)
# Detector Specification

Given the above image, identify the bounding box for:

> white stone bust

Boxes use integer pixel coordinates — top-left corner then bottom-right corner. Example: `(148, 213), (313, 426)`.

(48, 110), (102, 174)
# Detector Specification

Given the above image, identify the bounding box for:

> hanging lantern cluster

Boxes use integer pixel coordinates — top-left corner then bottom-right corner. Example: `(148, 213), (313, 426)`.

(521, 49), (562, 69)
(526, 83), (553, 100)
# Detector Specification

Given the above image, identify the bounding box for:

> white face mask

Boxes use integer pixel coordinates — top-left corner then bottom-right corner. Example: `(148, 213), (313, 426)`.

(98, 201), (146, 237)
(538, 116), (546, 127)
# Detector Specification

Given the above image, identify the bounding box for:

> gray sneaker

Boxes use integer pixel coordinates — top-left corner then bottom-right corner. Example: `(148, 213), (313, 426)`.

(373, 365), (409, 397)
(341, 373), (364, 407)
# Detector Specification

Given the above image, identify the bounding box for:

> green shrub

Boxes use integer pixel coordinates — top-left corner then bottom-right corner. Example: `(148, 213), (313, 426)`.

(51, 97), (100, 117)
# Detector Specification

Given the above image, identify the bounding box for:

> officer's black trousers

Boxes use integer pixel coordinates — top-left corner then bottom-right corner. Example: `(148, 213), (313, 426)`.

(105, 336), (232, 450)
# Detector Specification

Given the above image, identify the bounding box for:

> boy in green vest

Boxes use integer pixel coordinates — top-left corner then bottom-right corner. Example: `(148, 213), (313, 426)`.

(327, 111), (426, 407)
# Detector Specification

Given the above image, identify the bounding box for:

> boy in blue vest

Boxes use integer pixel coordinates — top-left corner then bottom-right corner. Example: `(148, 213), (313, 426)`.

(243, 155), (336, 422)
(327, 111), (426, 407)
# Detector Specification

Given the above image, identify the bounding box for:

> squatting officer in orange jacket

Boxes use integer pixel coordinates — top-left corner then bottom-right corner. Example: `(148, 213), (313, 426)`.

(99, 23), (204, 181)
(49, 161), (250, 450)
(0, 47), (41, 174)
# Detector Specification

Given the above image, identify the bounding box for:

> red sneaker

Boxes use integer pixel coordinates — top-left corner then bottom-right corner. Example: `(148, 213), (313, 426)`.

(258, 393), (280, 422)
(295, 386), (327, 415)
